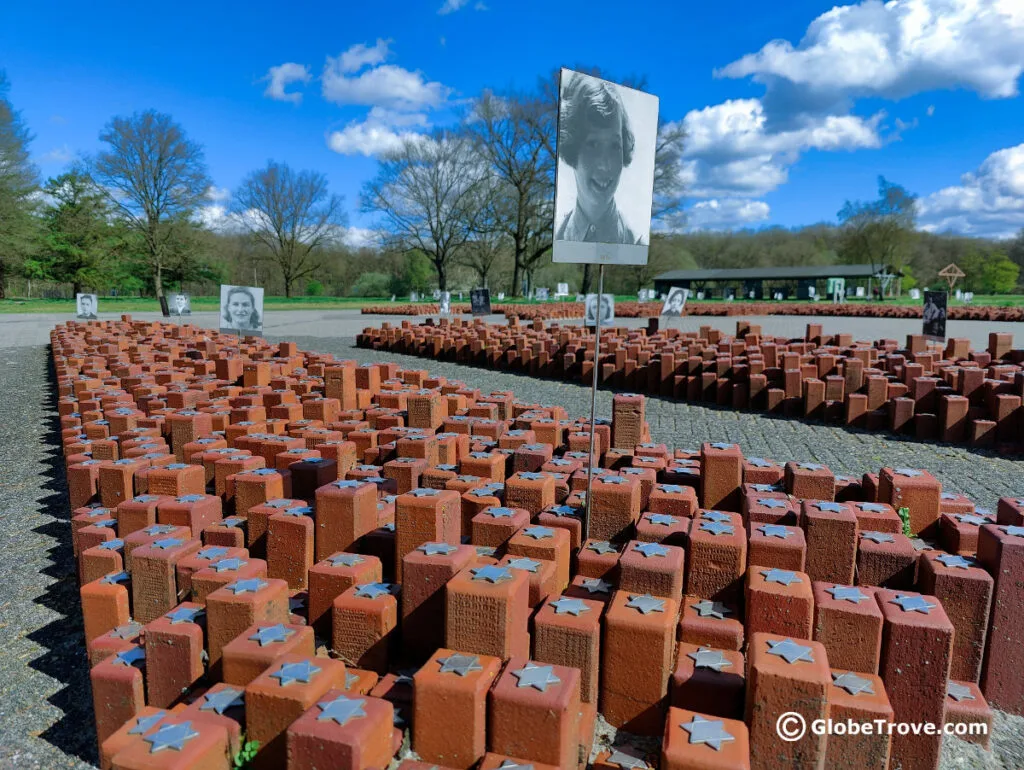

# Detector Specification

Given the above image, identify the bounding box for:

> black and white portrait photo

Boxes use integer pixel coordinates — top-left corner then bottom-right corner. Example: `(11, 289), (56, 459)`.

(470, 288), (491, 316)
(922, 290), (947, 340)
(584, 293), (615, 327)
(661, 287), (689, 317)
(552, 68), (659, 267)
(535, 288), (549, 301)
(219, 284), (264, 335)
(439, 291), (451, 316)
(75, 293), (98, 319)
(171, 292), (192, 317)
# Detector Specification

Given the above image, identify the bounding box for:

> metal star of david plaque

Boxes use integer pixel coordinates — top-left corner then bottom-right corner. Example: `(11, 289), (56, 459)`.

(512, 662), (561, 692)
(701, 511), (732, 523)
(832, 671), (875, 696)
(934, 553), (973, 569)
(762, 568), (802, 586)
(815, 502), (846, 513)
(626, 594), (666, 615)
(688, 647), (732, 672)
(549, 597), (591, 616)
(758, 524), (791, 539)
(97, 539), (124, 551)
(757, 498), (789, 510)
(196, 546), (229, 561)
(317, 695), (367, 725)
(112, 647), (146, 667)
(211, 557), (247, 573)
(437, 653), (483, 676)
(797, 462), (825, 471)
(633, 542), (670, 558)
(861, 531), (895, 544)
(645, 513), (678, 526)
(858, 503), (888, 512)
(471, 565), (513, 584)
(354, 583), (395, 600)
(506, 557), (541, 573)
(327, 553), (365, 568)
(890, 594), (936, 614)
(249, 624), (294, 647)
(578, 577), (612, 594)
(699, 521), (734, 536)
(893, 468), (923, 477)
(200, 687), (244, 715)
(418, 542), (457, 556)
(144, 721), (199, 753)
(606, 749), (649, 769)
(691, 600), (732, 619)
(587, 541), (617, 555)
(766, 638), (814, 664)
(825, 585), (869, 604)
(271, 660), (321, 687)
(100, 571), (130, 585)
(947, 681), (975, 702)
(109, 623), (142, 639)
(128, 711), (167, 735)
(227, 578), (267, 595)
(680, 714), (735, 750)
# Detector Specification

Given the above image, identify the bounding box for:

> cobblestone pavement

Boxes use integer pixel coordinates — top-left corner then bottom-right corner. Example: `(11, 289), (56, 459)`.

(2, 338), (1022, 769)
(301, 336), (1024, 509)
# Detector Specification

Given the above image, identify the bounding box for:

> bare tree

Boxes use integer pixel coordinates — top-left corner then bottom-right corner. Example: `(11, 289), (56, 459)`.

(467, 90), (554, 296)
(458, 227), (509, 289)
(92, 110), (210, 300)
(361, 130), (491, 291)
(232, 161), (347, 297)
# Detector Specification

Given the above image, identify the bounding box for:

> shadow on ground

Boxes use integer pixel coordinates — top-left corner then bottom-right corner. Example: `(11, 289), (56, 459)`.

(26, 348), (98, 766)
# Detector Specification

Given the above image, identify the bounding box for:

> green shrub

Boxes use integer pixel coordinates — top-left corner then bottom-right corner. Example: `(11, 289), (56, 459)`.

(351, 271), (393, 298)
(305, 279), (324, 297)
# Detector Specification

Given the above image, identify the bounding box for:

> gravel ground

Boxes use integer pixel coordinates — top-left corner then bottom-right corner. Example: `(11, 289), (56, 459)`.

(2, 336), (1022, 768)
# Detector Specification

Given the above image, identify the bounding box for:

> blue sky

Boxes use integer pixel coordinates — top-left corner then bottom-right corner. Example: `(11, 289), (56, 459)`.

(3, 0), (1024, 240)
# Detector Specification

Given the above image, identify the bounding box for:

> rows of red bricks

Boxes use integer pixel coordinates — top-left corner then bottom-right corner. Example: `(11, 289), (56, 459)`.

(357, 318), (1024, 449)
(361, 302), (1024, 323)
(55, 317), (1024, 770)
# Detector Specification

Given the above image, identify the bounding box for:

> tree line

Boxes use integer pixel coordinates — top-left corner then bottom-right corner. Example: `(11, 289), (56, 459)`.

(0, 68), (1020, 303)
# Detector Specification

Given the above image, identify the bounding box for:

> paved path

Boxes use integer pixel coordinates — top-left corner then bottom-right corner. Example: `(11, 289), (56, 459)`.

(2, 330), (1022, 769)
(1, 308), (1020, 350)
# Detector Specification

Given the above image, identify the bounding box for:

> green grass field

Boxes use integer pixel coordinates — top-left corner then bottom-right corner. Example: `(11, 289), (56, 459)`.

(3, 292), (1022, 314)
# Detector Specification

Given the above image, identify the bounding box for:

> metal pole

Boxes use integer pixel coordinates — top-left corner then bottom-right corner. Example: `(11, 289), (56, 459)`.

(583, 264), (605, 543)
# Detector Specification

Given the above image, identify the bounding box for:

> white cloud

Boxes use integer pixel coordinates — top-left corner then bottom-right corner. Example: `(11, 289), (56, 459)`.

(322, 58), (449, 111)
(715, 0), (1024, 121)
(42, 144), (75, 164)
(337, 39), (392, 74)
(327, 115), (429, 157)
(343, 226), (378, 248)
(917, 143), (1024, 239)
(263, 62), (312, 104)
(684, 199), (772, 231)
(205, 185), (231, 202)
(927, 104), (935, 116)
(676, 98), (883, 198)
(438, 0), (470, 14)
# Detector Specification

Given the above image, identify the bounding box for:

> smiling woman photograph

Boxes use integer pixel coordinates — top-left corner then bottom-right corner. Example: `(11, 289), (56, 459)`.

(552, 69), (658, 266)
(219, 284), (264, 334)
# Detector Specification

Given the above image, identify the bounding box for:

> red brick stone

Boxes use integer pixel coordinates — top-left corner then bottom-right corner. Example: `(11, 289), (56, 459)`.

(977, 524), (1024, 715)
(876, 588), (955, 770)
(315, 479), (379, 561)
(824, 671), (893, 770)
(401, 542), (475, 660)
(801, 500), (857, 585)
(878, 467), (942, 537)
(81, 571), (132, 644)
(91, 644), (147, 744)
(394, 488), (461, 582)
(205, 577), (290, 674)
(245, 655), (346, 769)
(747, 523), (805, 571)
(856, 531), (917, 589)
(108, 716), (230, 770)
(266, 507), (314, 589)
(745, 567), (813, 639)
(488, 656), (581, 768)
(745, 633), (830, 770)
(590, 474), (643, 542)
(700, 442), (743, 512)
(222, 622), (315, 686)
(285, 690), (395, 770)
(662, 707), (751, 770)
(412, 648), (502, 768)
(445, 565), (530, 661)
(943, 680), (992, 750)
(784, 461), (835, 501)
(685, 512), (746, 602)
(678, 594), (744, 652)
(601, 590), (679, 735)
(332, 582), (400, 674)
(532, 594), (604, 704)
(811, 582), (882, 674)
(671, 643), (745, 720)
(618, 539), (685, 601)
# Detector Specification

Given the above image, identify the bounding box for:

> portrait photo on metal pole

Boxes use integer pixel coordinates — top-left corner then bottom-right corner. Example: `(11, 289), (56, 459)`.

(552, 68), (659, 267)
(219, 284), (265, 335)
